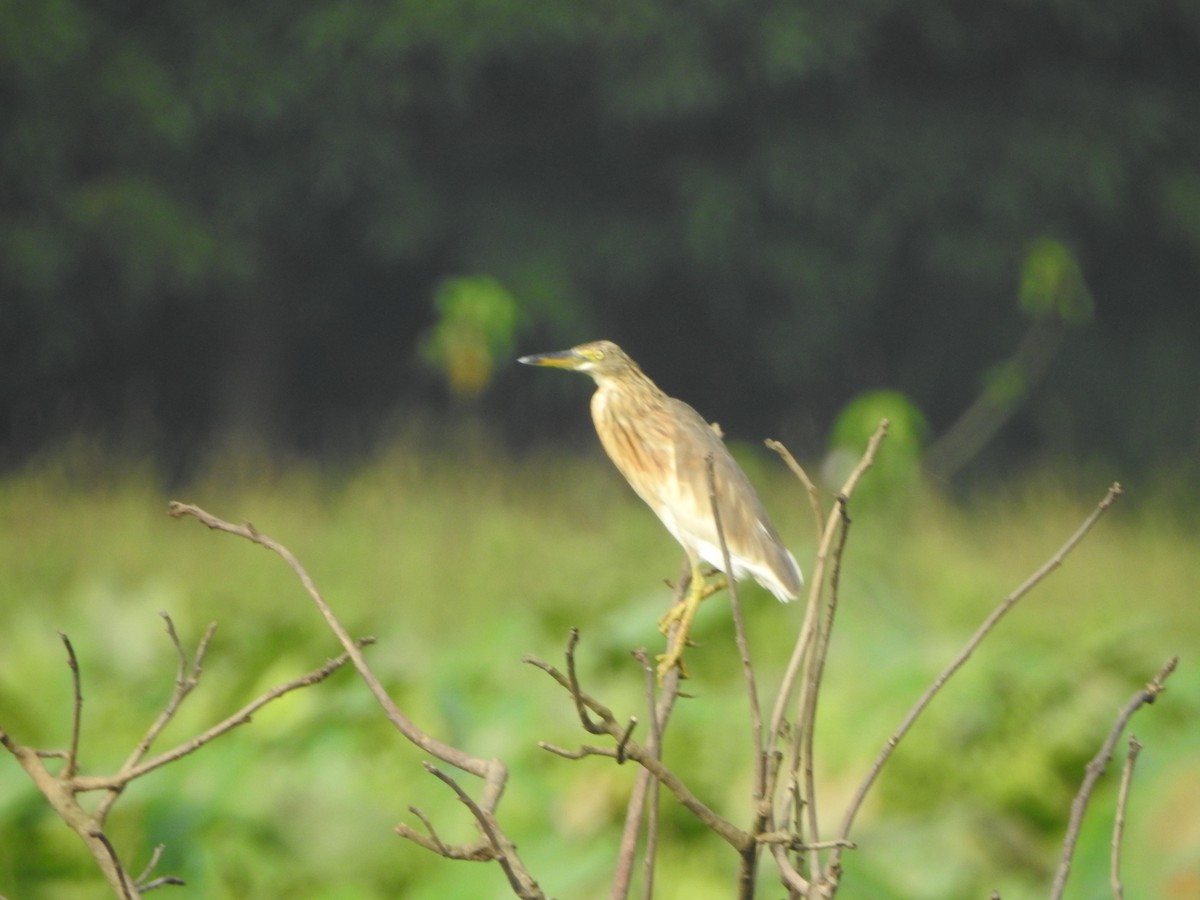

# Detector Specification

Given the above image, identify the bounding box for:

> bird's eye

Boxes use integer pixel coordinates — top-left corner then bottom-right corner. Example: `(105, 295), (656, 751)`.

(585, 348), (604, 361)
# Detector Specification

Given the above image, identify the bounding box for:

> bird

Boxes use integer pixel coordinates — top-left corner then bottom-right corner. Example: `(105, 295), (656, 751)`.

(519, 340), (802, 678)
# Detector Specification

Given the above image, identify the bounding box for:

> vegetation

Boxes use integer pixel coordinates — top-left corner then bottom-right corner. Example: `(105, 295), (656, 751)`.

(1, 439), (1195, 897)
(2, 3), (1196, 893)
(2, 0), (1198, 477)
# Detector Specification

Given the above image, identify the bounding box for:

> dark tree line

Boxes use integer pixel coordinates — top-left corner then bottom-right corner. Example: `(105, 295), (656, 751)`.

(2, 0), (1198, 477)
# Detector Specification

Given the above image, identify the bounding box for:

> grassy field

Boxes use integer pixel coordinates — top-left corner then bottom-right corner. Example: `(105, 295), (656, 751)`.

(1, 435), (1197, 899)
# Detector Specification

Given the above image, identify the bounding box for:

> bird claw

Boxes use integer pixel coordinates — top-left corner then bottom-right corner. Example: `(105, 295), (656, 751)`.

(656, 648), (690, 682)
(657, 602), (686, 635)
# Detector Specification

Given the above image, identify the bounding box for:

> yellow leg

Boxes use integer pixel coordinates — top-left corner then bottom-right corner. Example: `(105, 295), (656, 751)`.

(657, 558), (710, 681)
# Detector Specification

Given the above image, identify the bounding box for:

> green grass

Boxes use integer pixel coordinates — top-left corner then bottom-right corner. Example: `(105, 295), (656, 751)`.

(1, 438), (1197, 899)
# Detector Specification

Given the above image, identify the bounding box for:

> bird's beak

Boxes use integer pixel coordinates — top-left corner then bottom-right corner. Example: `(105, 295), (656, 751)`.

(517, 349), (584, 369)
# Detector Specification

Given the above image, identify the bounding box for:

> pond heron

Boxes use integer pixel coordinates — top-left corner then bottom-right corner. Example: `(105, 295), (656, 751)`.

(519, 340), (801, 678)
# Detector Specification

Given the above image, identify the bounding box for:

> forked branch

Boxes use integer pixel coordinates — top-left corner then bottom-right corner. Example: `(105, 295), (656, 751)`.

(168, 501), (544, 898)
(1050, 656), (1177, 900)
(827, 482), (1125, 880)
(1, 615), (356, 899)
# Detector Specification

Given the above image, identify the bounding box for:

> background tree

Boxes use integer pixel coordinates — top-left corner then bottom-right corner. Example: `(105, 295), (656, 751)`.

(2, 0), (1198, 480)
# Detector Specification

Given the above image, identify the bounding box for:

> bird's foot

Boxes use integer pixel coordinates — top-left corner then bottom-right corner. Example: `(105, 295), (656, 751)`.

(656, 645), (690, 682)
(656, 579), (705, 681)
(658, 574), (725, 634)
(657, 599), (686, 635)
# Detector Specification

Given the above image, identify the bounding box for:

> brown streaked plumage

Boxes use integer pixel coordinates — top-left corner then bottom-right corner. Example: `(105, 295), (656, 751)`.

(519, 340), (802, 677)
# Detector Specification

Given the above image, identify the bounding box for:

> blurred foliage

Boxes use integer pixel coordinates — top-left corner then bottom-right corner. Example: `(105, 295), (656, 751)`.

(1019, 237), (1094, 325)
(1, 0), (1198, 477)
(825, 389), (927, 501)
(419, 276), (520, 399)
(0, 441), (1196, 897)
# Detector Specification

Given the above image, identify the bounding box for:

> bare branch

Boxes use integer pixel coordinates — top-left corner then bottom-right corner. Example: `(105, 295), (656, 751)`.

(136, 876), (186, 893)
(765, 439), (824, 537)
(703, 453), (767, 900)
(705, 455), (765, 780)
(612, 639), (683, 900)
(762, 421), (889, 890)
(795, 493), (854, 882)
(96, 616), (219, 824)
(1110, 736), (1143, 900)
(72, 644), (362, 793)
(90, 829), (135, 899)
(170, 501), (542, 893)
(425, 763), (544, 900)
(831, 482), (1125, 876)
(529, 640), (751, 851)
(406, 805), (449, 855)
(133, 844), (165, 886)
(1051, 656), (1176, 900)
(167, 502), (505, 793)
(58, 633), (83, 780)
(768, 420), (891, 750)
(130, 843), (185, 892)
(539, 741), (621, 761)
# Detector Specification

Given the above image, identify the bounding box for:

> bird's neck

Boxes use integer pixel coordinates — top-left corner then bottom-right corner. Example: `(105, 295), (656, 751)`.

(593, 367), (665, 403)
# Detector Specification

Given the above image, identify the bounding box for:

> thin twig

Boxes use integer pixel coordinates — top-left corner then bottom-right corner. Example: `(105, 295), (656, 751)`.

(407, 805), (449, 855)
(168, 502), (508, 801)
(704, 454), (766, 900)
(764, 421), (890, 887)
(133, 842), (185, 892)
(97, 617), (219, 824)
(769, 841), (810, 896)
(529, 649), (750, 850)
(425, 763), (542, 900)
(830, 482), (1124, 878)
(637, 647), (662, 900)
(1110, 735), (1142, 900)
(796, 494), (853, 882)
(59, 633), (83, 780)
(613, 630), (683, 900)
(137, 875), (186, 893)
(72, 645), (364, 792)
(169, 501), (535, 894)
(767, 421), (890, 752)
(90, 829), (134, 899)
(565, 628), (614, 736)
(133, 844), (166, 886)
(1051, 657), (1176, 900)
(765, 439), (824, 537)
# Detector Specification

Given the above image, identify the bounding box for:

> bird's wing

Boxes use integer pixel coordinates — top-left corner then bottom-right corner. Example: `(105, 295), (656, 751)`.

(663, 399), (802, 599)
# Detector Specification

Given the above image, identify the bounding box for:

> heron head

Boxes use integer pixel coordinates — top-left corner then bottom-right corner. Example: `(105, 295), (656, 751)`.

(518, 340), (635, 378)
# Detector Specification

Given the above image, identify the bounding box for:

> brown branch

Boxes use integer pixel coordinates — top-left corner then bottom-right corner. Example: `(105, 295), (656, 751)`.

(528, 645), (751, 851)
(59, 632), (83, 780)
(765, 439), (824, 537)
(96, 615), (218, 824)
(3, 617), (353, 898)
(830, 482), (1125, 879)
(703, 453), (767, 900)
(1110, 736), (1142, 900)
(169, 501), (542, 896)
(394, 821), (493, 861)
(762, 422), (889, 891)
(795, 494), (853, 883)
(768, 420), (890, 751)
(72, 644), (361, 793)
(167, 502), (503, 792)
(91, 829), (135, 899)
(1, 723), (133, 897)
(1050, 657), (1176, 900)
(425, 763), (543, 900)
(612, 636), (683, 900)
(130, 843), (185, 892)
